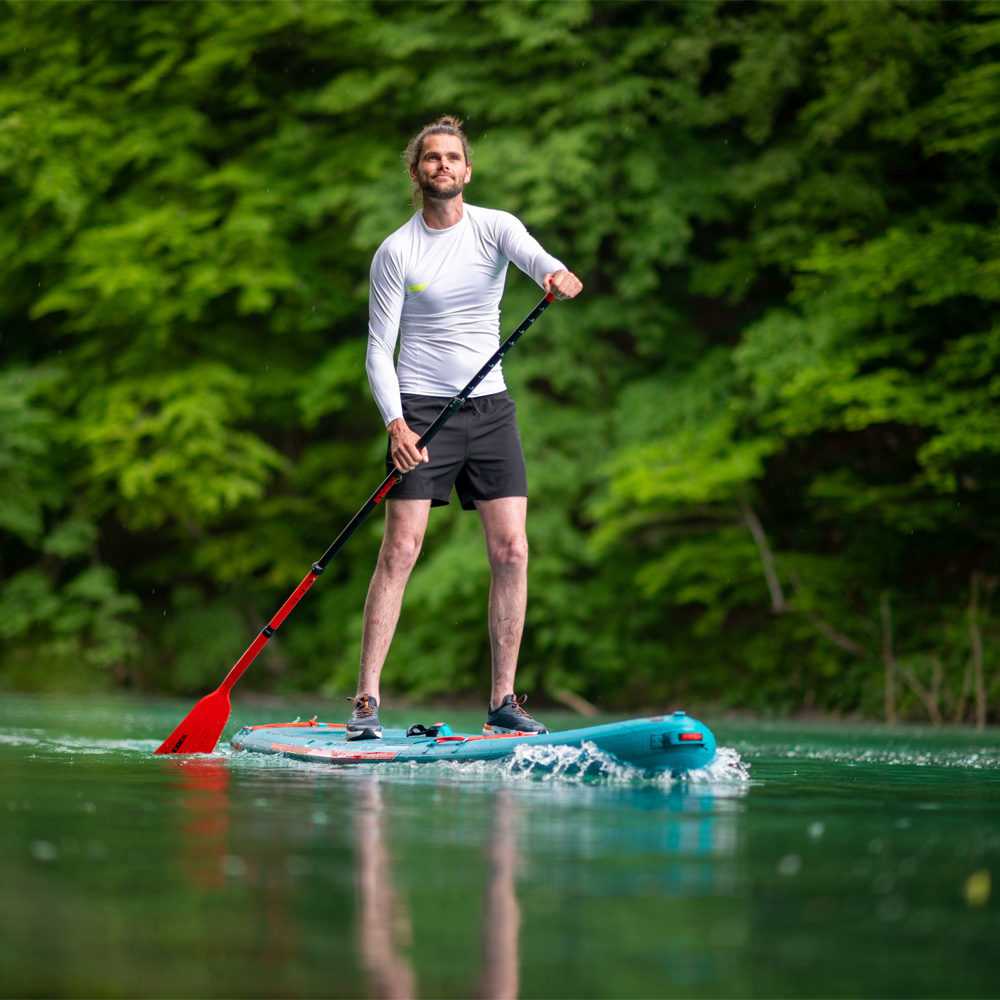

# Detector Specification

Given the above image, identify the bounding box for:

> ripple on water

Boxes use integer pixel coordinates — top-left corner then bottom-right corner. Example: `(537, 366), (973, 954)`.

(736, 741), (1000, 770)
(0, 731), (43, 748)
(0, 730), (159, 756)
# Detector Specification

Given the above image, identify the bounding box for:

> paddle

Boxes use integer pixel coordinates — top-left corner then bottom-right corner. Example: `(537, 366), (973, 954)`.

(154, 292), (555, 754)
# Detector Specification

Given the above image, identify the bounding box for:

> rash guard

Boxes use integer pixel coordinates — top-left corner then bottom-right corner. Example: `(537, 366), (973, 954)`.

(366, 204), (566, 426)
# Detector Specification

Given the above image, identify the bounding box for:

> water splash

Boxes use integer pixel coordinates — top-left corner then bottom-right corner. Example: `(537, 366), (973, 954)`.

(485, 741), (751, 789)
(501, 739), (646, 782)
(685, 745), (751, 785)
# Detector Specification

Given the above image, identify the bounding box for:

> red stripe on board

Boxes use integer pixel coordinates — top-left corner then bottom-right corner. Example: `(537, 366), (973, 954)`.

(270, 741), (400, 761)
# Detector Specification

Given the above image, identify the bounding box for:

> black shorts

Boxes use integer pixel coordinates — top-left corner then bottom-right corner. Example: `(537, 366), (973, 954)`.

(386, 391), (528, 510)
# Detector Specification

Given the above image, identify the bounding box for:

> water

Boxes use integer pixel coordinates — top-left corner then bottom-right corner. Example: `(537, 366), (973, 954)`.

(1, 695), (997, 998)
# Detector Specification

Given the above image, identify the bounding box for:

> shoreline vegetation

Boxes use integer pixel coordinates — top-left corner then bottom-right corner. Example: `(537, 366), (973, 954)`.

(2, 1), (998, 727)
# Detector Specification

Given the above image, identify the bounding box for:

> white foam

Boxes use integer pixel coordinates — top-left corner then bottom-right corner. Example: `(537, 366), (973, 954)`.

(685, 745), (752, 785)
(501, 739), (647, 782)
(0, 731), (42, 748)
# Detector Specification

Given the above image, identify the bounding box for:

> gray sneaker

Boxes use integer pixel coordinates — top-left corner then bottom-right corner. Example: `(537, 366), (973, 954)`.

(483, 694), (548, 735)
(346, 693), (382, 740)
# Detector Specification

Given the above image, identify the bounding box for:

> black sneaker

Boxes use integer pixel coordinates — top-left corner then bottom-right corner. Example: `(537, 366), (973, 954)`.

(483, 694), (548, 735)
(346, 693), (382, 740)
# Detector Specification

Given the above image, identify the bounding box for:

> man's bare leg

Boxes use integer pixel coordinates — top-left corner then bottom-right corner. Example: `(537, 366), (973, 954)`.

(476, 497), (529, 710)
(356, 499), (432, 703)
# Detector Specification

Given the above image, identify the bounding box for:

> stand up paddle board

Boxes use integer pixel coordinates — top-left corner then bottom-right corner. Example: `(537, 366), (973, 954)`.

(231, 711), (716, 774)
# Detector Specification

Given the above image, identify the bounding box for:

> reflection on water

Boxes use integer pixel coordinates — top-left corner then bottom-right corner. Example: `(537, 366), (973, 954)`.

(1, 696), (998, 999)
(162, 749), (532, 998)
(173, 758), (230, 892)
(345, 777), (743, 999)
(354, 779), (417, 1000)
(351, 781), (523, 1000)
(477, 790), (520, 1000)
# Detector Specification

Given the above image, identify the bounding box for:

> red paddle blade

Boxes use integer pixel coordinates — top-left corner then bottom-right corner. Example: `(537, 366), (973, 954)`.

(154, 687), (231, 754)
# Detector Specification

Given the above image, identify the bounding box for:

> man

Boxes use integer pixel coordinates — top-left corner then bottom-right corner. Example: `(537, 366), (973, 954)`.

(347, 115), (583, 740)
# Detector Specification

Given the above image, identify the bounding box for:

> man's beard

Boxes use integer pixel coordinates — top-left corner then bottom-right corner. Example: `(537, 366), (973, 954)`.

(420, 173), (464, 201)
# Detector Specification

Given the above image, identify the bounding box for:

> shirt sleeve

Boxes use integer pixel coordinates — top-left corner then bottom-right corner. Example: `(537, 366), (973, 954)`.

(365, 243), (406, 426)
(494, 212), (567, 287)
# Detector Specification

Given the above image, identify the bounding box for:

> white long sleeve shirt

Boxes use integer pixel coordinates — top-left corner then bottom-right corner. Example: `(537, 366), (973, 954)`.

(365, 204), (566, 426)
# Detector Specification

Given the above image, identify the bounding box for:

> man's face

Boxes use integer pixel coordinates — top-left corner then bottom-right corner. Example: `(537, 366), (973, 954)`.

(411, 134), (471, 202)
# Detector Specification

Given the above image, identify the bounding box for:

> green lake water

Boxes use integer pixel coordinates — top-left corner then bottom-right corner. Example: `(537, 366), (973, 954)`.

(1, 694), (998, 999)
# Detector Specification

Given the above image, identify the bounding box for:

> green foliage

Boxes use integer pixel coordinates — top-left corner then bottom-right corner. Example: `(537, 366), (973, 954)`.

(73, 363), (289, 532)
(2, 0), (998, 723)
(0, 566), (140, 690)
(0, 368), (64, 540)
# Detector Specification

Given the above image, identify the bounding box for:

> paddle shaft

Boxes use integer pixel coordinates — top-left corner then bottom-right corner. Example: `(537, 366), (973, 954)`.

(182, 293), (554, 705)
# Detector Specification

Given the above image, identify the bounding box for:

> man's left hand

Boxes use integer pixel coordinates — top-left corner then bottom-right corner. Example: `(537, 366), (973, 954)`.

(544, 269), (584, 300)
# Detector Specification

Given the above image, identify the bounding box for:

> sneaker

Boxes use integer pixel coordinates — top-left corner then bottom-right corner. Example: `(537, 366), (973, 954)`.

(346, 693), (382, 740)
(483, 694), (548, 735)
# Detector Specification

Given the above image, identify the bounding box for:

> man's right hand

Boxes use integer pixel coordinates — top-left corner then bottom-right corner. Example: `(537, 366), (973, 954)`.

(387, 418), (429, 472)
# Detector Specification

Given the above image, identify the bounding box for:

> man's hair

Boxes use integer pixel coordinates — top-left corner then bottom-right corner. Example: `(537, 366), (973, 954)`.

(403, 115), (474, 207)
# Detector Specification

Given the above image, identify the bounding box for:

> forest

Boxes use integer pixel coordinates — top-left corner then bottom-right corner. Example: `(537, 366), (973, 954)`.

(1, 0), (998, 725)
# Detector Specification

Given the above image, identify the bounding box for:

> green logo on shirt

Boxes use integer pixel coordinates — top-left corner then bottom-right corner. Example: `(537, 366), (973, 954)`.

(407, 282), (429, 293)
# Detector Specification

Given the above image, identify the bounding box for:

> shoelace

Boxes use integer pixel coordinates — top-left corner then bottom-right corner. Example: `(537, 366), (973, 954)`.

(349, 695), (376, 719)
(509, 694), (532, 717)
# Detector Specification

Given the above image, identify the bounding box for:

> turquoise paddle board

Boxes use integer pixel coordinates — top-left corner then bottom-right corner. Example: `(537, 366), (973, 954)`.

(231, 711), (716, 774)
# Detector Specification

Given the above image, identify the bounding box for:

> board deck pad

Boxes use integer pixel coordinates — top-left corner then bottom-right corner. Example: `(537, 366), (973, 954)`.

(231, 712), (717, 774)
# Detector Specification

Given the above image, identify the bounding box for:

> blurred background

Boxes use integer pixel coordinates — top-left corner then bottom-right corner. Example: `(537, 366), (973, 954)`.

(1, 0), (997, 724)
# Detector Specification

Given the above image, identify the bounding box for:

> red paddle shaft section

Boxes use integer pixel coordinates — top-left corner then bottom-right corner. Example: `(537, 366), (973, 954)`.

(226, 570), (319, 691)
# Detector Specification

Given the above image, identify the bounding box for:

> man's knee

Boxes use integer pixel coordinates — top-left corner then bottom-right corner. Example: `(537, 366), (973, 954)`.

(488, 533), (529, 573)
(378, 533), (423, 577)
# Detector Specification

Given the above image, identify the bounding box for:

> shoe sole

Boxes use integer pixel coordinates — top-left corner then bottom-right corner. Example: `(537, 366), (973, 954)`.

(346, 727), (383, 741)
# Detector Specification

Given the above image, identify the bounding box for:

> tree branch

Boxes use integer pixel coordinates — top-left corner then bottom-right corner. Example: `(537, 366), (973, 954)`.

(738, 493), (785, 613)
(788, 570), (869, 658)
(903, 657), (943, 726)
